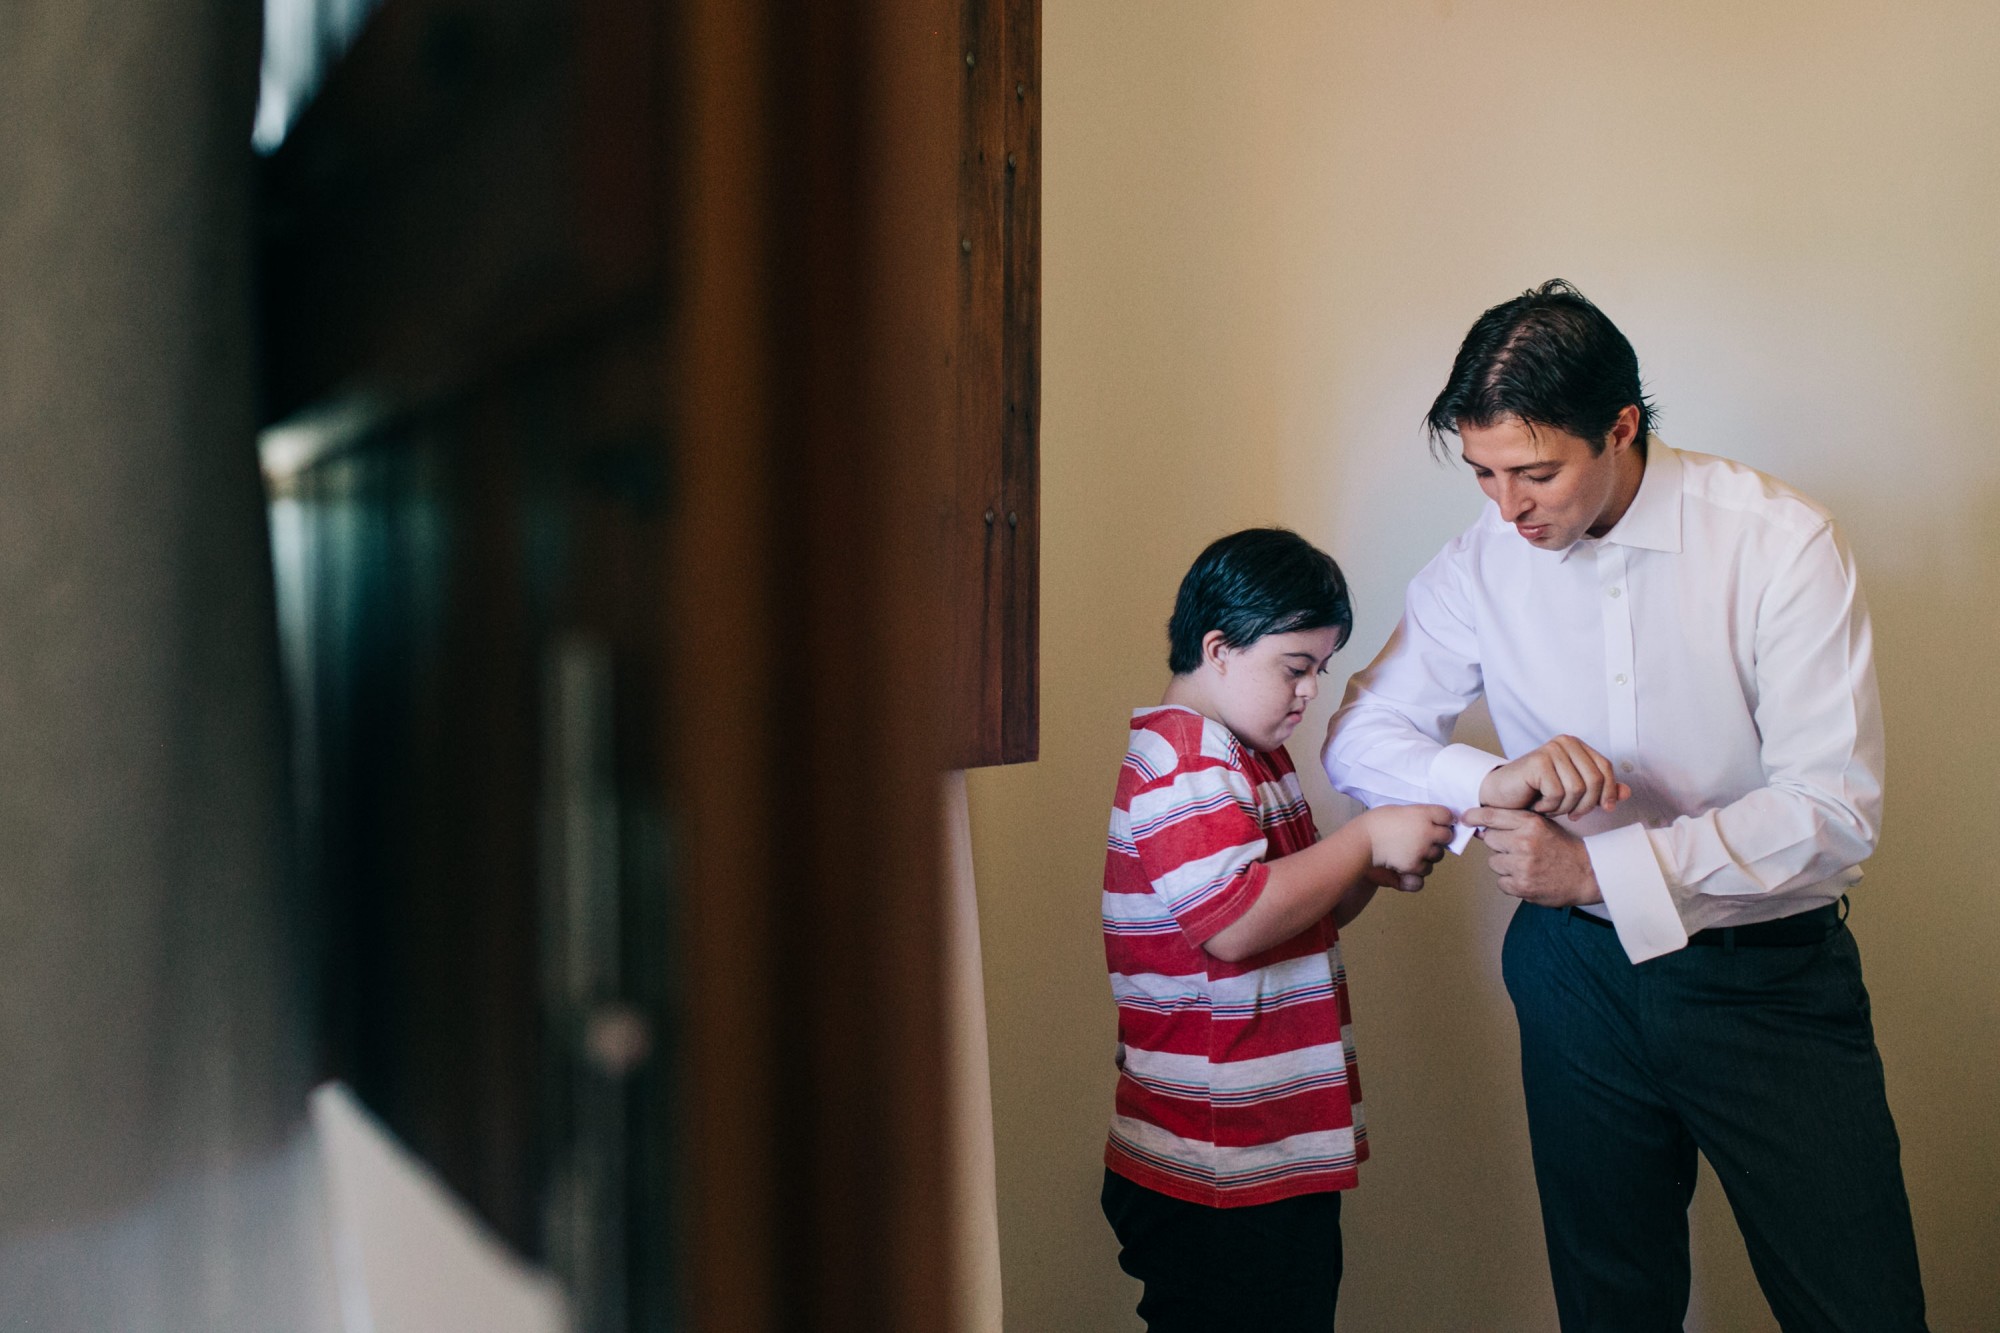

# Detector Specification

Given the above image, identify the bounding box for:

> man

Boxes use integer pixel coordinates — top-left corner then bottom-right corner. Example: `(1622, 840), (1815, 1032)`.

(1322, 280), (1927, 1331)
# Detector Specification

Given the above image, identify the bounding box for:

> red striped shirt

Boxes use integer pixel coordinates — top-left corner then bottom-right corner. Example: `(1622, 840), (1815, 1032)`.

(1102, 705), (1367, 1207)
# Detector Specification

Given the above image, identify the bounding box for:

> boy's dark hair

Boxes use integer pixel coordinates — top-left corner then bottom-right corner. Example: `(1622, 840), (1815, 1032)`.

(1425, 279), (1656, 457)
(1167, 528), (1352, 674)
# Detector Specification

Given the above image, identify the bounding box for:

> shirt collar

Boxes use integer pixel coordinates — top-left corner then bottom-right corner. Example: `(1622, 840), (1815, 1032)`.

(1133, 703), (1203, 722)
(1561, 436), (1683, 561)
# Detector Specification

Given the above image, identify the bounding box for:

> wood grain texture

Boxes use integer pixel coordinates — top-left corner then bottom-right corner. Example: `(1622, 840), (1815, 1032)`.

(672, 0), (958, 1325)
(999, 0), (1042, 765)
(950, 0), (1041, 769)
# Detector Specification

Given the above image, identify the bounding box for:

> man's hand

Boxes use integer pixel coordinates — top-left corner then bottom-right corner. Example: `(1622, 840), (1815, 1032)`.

(1461, 807), (1603, 907)
(1479, 736), (1630, 819)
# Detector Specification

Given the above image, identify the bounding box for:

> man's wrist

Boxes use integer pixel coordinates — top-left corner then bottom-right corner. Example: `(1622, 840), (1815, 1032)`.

(1540, 818), (1602, 906)
(1568, 840), (1604, 906)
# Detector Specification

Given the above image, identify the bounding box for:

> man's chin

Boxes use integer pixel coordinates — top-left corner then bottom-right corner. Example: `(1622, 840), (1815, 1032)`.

(1515, 523), (1577, 550)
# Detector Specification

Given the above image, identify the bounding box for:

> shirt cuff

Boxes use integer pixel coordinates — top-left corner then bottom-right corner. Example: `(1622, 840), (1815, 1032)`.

(1583, 824), (1687, 962)
(1428, 744), (1505, 854)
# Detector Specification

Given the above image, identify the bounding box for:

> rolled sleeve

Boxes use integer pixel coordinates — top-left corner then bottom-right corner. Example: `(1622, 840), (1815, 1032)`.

(1175, 859), (1268, 947)
(1585, 824), (1687, 962)
(1130, 762), (1273, 948)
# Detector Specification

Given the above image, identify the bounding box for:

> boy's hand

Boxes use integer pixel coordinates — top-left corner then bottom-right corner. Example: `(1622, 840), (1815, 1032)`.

(1365, 804), (1457, 891)
(1479, 736), (1631, 819)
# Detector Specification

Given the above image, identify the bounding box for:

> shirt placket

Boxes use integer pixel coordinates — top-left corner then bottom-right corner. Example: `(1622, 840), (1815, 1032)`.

(1600, 545), (1639, 778)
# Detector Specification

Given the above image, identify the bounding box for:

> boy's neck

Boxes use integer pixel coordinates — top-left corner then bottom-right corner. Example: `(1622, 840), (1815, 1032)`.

(1160, 673), (1222, 727)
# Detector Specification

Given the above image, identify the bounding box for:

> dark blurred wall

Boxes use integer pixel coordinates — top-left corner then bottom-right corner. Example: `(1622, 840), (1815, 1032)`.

(0, 0), (331, 1324)
(253, 1), (675, 1324)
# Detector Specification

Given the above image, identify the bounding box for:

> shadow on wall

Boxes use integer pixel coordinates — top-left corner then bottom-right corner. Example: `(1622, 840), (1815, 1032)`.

(1332, 701), (1564, 1332)
(1827, 482), (2000, 1333)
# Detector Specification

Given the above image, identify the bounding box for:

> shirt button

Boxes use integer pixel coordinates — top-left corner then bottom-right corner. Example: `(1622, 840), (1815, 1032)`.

(1608, 587), (1623, 599)
(1620, 761), (1635, 774)
(1614, 673), (1627, 685)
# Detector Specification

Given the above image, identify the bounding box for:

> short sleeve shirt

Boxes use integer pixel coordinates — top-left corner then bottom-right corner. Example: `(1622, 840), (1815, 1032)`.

(1102, 705), (1367, 1207)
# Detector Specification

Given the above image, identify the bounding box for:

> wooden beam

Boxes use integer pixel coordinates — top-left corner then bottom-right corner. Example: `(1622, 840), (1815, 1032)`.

(672, 0), (959, 1325)
(949, 0), (1040, 769)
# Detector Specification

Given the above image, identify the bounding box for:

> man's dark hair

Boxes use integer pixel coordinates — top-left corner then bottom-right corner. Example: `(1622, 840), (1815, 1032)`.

(1425, 279), (1656, 457)
(1166, 528), (1352, 674)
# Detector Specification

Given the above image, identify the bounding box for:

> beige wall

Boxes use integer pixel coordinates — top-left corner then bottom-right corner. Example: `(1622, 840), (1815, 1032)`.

(969, 1), (2000, 1329)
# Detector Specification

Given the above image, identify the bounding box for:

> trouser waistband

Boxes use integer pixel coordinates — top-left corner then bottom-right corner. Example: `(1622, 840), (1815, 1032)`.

(1563, 898), (1845, 948)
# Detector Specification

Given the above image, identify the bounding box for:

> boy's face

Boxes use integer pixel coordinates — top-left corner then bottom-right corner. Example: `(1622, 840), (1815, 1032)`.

(1206, 626), (1342, 752)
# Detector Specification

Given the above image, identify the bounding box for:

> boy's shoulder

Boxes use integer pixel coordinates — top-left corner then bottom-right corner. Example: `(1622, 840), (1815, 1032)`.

(1122, 706), (1247, 787)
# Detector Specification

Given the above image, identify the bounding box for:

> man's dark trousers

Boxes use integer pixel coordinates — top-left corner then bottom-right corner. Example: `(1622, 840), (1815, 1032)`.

(1501, 901), (1927, 1333)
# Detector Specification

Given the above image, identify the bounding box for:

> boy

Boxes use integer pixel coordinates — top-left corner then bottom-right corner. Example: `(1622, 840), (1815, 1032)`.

(1101, 527), (1454, 1331)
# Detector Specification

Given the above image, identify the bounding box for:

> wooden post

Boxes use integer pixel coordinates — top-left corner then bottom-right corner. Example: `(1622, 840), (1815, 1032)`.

(952, 0), (1042, 769)
(673, 0), (982, 1324)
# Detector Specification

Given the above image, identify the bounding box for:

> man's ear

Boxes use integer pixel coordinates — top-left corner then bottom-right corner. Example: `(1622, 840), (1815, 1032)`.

(1201, 629), (1232, 674)
(1607, 403), (1642, 453)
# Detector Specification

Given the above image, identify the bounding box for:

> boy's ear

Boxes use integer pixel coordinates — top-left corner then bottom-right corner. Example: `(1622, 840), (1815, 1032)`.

(1201, 629), (1232, 674)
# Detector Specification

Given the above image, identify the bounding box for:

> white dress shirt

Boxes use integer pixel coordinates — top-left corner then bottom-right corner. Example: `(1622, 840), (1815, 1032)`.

(1322, 441), (1883, 963)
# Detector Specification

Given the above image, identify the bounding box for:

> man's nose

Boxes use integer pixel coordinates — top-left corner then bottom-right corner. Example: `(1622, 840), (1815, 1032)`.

(1497, 482), (1531, 521)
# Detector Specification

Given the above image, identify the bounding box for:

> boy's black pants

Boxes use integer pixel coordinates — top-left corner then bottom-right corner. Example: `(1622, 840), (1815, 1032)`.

(1100, 1169), (1342, 1332)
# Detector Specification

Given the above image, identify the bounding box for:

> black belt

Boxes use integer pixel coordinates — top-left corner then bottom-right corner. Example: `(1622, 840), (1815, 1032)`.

(1563, 898), (1845, 949)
